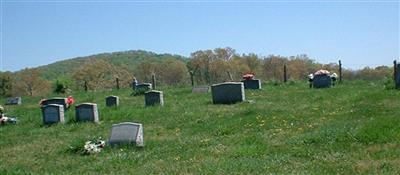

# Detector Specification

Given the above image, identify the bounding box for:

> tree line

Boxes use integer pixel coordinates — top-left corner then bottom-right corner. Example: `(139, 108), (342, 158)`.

(0, 47), (394, 97)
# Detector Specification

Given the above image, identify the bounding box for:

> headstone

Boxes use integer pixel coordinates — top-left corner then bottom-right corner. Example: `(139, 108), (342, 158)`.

(241, 79), (262, 89)
(211, 82), (245, 104)
(132, 78), (138, 90)
(42, 104), (64, 124)
(313, 74), (332, 88)
(192, 86), (209, 93)
(106, 96), (119, 107)
(108, 122), (144, 147)
(145, 90), (164, 106)
(396, 64), (400, 89)
(136, 83), (152, 92)
(5, 97), (22, 105)
(41, 98), (68, 109)
(75, 103), (99, 123)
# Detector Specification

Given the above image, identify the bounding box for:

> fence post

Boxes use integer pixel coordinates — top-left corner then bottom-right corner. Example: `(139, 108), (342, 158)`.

(116, 77), (120, 90)
(227, 71), (233, 81)
(84, 81), (88, 91)
(151, 73), (156, 90)
(189, 71), (194, 87)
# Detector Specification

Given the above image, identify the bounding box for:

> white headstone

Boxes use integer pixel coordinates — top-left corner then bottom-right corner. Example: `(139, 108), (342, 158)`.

(109, 122), (144, 147)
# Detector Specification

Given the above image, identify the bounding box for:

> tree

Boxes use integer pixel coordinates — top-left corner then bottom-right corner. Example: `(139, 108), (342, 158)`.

(72, 59), (133, 90)
(263, 55), (287, 80)
(0, 71), (14, 97)
(158, 58), (188, 85)
(13, 68), (50, 96)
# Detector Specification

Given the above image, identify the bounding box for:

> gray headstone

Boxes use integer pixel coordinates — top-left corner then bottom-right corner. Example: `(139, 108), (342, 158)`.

(396, 64), (400, 89)
(42, 98), (68, 109)
(145, 90), (164, 106)
(75, 103), (99, 123)
(108, 122), (144, 147)
(106, 96), (119, 107)
(5, 97), (22, 105)
(136, 83), (152, 92)
(241, 79), (262, 89)
(192, 86), (209, 93)
(42, 104), (65, 125)
(211, 82), (245, 104)
(313, 74), (332, 88)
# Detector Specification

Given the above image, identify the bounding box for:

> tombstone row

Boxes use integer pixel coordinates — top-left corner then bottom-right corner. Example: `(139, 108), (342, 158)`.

(42, 103), (99, 124)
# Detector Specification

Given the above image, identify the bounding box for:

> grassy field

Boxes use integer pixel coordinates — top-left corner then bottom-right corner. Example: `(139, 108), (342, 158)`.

(0, 81), (399, 174)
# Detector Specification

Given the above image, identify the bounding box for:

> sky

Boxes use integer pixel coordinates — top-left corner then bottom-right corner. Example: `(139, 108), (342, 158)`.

(0, 0), (399, 71)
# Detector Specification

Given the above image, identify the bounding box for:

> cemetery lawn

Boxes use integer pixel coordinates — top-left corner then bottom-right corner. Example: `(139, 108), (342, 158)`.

(0, 81), (399, 174)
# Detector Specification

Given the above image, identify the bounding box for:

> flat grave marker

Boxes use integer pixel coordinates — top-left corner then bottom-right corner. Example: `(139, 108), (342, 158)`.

(5, 97), (22, 105)
(192, 86), (209, 93)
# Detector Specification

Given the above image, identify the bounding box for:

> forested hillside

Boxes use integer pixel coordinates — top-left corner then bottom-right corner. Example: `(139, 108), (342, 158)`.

(36, 50), (188, 81)
(0, 47), (395, 97)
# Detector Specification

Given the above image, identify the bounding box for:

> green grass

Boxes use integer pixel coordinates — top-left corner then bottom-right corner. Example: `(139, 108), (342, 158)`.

(0, 81), (399, 174)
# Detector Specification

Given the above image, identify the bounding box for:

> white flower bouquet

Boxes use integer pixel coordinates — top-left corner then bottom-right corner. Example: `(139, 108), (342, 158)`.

(83, 138), (106, 154)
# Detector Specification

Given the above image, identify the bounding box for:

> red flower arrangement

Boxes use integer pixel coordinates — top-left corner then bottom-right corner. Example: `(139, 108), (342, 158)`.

(242, 73), (255, 80)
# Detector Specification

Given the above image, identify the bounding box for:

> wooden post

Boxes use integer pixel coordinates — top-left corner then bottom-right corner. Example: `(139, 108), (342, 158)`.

(339, 60), (342, 83)
(116, 77), (120, 90)
(283, 64), (287, 83)
(227, 71), (233, 81)
(84, 81), (88, 91)
(189, 71), (194, 87)
(151, 73), (156, 90)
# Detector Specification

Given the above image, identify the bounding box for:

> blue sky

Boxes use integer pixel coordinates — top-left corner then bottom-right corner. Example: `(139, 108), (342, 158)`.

(1, 1), (399, 71)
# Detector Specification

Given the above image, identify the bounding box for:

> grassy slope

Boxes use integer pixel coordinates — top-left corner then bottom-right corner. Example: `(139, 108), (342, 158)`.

(0, 81), (399, 174)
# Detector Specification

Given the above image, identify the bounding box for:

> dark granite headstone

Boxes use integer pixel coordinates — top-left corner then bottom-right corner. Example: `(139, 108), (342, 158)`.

(192, 86), (209, 93)
(108, 122), (144, 147)
(42, 104), (64, 124)
(75, 103), (99, 123)
(5, 97), (22, 105)
(241, 79), (261, 89)
(41, 98), (68, 109)
(313, 74), (332, 88)
(211, 82), (245, 104)
(145, 90), (164, 106)
(106, 96), (119, 107)
(396, 64), (400, 89)
(136, 83), (152, 92)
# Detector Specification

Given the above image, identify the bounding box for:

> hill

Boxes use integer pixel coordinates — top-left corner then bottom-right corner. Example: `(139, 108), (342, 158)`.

(36, 50), (188, 80)
(0, 81), (399, 174)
